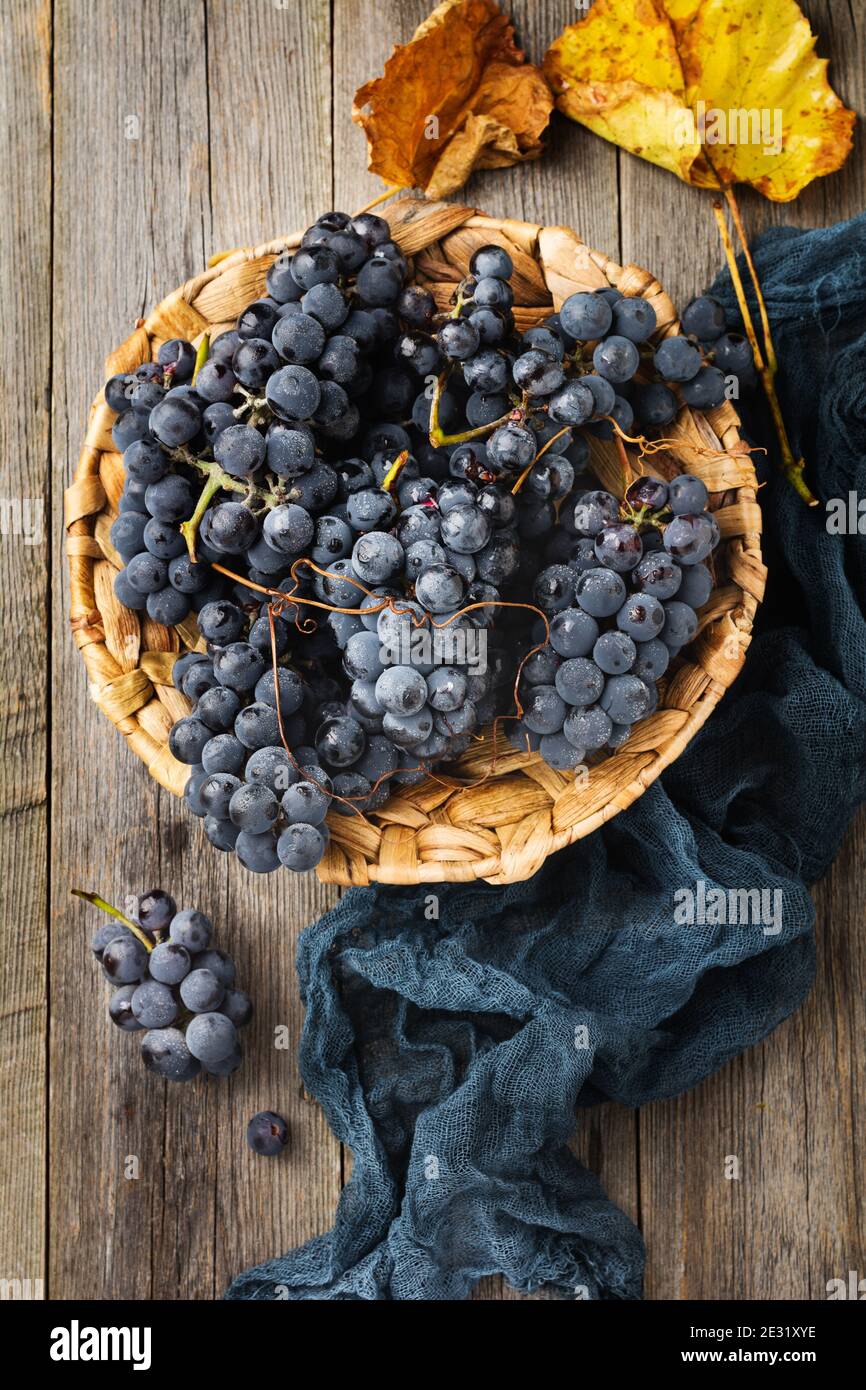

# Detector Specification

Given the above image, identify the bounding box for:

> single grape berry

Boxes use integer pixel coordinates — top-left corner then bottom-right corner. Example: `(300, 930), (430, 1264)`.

(681, 295), (726, 342)
(141, 1029), (201, 1082)
(102, 935), (149, 984)
(247, 1111), (290, 1157)
(108, 985), (144, 1032)
(169, 909), (212, 954)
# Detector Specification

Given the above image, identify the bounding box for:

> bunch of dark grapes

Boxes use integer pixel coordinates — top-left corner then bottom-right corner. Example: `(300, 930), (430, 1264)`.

(676, 294), (757, 405)
(509, 472), (719, 768)
(80, 888), (252, 1080)
(104, 208), (729, 876)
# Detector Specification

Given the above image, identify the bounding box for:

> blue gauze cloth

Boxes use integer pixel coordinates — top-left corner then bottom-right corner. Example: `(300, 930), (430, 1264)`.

(227, 214), (866, 1301)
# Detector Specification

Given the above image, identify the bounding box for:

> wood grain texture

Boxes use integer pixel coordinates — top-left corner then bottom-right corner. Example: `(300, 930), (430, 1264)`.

(0, 0), (858, 1301)
(0, 0), (52, 1298)
(50, 0), (212, 1301)
(620, 0), (866, 1302)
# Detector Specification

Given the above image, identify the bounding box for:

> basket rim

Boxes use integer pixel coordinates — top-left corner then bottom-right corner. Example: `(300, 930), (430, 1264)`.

(66, 196), (765, 887)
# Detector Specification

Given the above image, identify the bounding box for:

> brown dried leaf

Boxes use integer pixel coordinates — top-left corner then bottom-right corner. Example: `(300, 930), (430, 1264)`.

(353, 0), (553, 198)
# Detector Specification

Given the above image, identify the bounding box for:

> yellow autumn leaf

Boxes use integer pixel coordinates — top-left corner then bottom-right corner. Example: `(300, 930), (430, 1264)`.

(544, 0), (854, 201)
(353, 0), (553, 199)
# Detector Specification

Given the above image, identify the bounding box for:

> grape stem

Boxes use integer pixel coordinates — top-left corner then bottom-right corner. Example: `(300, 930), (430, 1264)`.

(722, 187), (776, 376)
(180, 467), (224, 562)
(510, 426), (571, 496)
(71, 890), (155, 953)
(233, 385), (272, 427)
(614, 429), (637, 497)
(352, 184), (404, 216)
(450, 286), (472, 319)
(381, 449), (411, 494)
(191, 333), (210, 386)
(428, 369), (515, 448)
(178, 457), (286, 561)
(710, 195), (817, 507)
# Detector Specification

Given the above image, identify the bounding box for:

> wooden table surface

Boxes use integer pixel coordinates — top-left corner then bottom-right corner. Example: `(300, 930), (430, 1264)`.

(2, 0), (863, 1302)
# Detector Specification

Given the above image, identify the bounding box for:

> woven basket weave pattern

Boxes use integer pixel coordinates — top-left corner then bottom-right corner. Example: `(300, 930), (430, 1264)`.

(66, 198), (765, 886)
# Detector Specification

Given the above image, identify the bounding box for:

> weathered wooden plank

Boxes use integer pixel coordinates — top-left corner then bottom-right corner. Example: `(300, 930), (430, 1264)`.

(0, 0), (52, 1301)
(640, 811), (866, 1300)
(51, 0), (212, 1300)
(806, 813), (866, 1294)
(205, 0), (334, 249)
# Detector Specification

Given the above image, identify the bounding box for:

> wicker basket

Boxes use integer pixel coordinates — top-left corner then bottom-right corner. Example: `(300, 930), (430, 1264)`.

(66, 196), (765, 887)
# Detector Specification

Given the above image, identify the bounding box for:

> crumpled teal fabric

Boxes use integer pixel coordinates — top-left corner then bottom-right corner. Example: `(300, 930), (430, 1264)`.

(228, 214), (866, 1300)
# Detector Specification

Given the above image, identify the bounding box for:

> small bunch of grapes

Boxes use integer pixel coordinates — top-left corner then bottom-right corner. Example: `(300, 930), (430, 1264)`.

(102, 205), (731, 876)
(80, 888), (253, 1080)
(511, 471), (719, 770)
(676, 294), (757, 404)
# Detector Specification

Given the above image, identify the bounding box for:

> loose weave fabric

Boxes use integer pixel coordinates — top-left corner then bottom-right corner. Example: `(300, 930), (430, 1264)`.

(228, 215), (866, 1301)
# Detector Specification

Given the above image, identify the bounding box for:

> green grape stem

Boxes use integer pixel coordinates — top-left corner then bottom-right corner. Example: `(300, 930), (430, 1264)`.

(233, 386), (272, 427)
(180, 467), (224, 562)
(191, 333), (210, 385)
(451, 286), (472, 318)
(179, 457), (288, 562)
(71, 890), (155, 953)
(428, 369), (521, 448)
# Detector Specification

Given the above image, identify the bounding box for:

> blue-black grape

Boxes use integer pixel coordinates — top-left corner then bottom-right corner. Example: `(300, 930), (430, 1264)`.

(611, 298), (656, 342)
(469, 244), (513, 281)
(131, 980), (178, 1029)
(680, 366), (727, 410)
(110, 512), (148, 560)
(247, 1110), (289, 1156)
(681, 295), (726, 341)
(668, 474), (709, 514)
(277, 822), (327, 871)
(616, 593), (666, 642)
(169, 908), (212, 954)
(675, 562), (713, 608)
(563, 703), (613, 751)
(102, 935), (149, 984)
(592, 335), (640, 384)
(663, 513), (717, 565)
(598, 675), (650, 725)
(554, 658), (605, 708)
(141, 1029), (201, 1081)
(559, 292), (612, 340)
(179, 967), (225, 1013)
(108, 985), (143, 1032)
(149, 396), (201, 447)
(593, 630), (636, 675)
(654, 336), (702, 383)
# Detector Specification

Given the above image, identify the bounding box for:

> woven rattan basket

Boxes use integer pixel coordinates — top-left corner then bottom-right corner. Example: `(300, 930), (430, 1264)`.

(66, 196), (765, 887)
